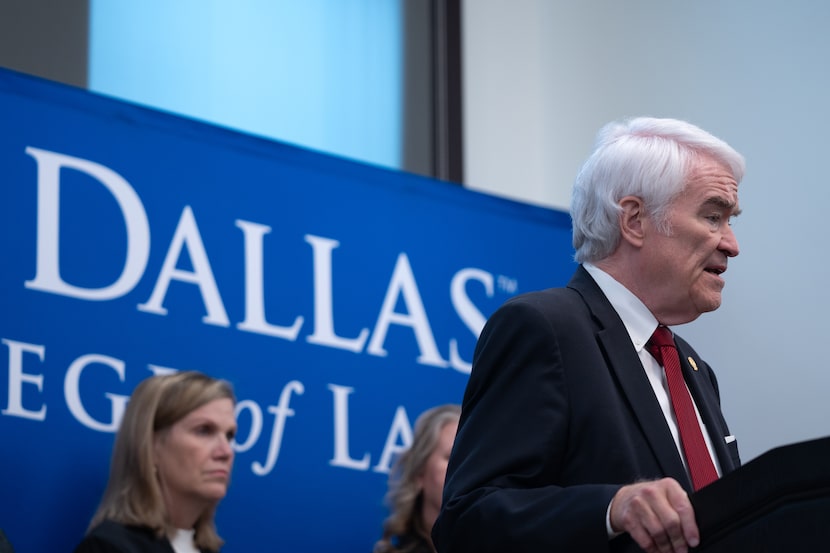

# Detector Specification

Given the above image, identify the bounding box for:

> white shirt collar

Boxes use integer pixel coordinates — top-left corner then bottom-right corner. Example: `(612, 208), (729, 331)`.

(582, 262), (659, 351)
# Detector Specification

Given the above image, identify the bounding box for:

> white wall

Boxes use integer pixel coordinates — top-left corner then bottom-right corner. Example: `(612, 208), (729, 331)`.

(463, 0), (830, 462)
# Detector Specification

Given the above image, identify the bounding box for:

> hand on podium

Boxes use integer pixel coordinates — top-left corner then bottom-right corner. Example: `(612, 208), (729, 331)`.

(610, 478), (699, 553)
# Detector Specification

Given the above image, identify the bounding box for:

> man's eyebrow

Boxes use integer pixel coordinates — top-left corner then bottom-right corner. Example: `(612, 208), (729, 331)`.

(704, 196), (741, 216)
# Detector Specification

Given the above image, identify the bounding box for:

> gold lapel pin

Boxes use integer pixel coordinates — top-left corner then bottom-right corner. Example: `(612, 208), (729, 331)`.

(687, 357), (699, 371)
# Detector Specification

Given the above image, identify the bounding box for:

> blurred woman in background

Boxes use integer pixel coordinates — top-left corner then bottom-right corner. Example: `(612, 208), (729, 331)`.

(374, 404), (461, 553)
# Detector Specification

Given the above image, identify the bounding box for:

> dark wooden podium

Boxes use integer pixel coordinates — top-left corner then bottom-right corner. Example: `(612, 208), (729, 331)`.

(690, 436), (830, 552)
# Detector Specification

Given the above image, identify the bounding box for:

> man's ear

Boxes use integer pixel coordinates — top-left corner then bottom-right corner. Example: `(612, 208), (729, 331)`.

(618, 196), (646, 247)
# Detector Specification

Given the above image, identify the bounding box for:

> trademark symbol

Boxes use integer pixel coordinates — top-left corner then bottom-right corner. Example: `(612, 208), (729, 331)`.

(496, 275), (518, 294)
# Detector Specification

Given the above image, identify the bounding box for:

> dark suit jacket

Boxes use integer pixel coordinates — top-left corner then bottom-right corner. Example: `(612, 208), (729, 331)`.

(73, 520), (210, 553)
(432, 266), (740, 553)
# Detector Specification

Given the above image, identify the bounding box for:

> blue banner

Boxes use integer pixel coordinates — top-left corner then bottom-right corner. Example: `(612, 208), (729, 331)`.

(0, 68), (575, 553)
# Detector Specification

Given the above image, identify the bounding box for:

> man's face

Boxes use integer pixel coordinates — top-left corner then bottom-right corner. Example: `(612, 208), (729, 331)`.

(642, 156), (741, 324)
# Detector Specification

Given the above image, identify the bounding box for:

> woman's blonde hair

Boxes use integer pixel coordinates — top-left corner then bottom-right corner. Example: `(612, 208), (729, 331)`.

(88, 371), (235, 552)
(374, 404), (461, 553)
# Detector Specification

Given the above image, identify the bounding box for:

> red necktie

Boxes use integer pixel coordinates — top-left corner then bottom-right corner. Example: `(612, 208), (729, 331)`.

(647, 326), (719, 490)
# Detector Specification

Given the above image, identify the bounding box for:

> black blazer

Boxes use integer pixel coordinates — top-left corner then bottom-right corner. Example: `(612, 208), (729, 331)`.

(73, 520), (210, 553)
(432, 266), (740, 553)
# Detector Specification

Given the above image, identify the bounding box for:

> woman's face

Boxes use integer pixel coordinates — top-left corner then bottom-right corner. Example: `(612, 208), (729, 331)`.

(418, 420), (458, 520)
(153, 398), (237, 516)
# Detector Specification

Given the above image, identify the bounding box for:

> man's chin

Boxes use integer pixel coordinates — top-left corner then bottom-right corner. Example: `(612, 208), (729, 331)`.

(697, 296), (723, 314)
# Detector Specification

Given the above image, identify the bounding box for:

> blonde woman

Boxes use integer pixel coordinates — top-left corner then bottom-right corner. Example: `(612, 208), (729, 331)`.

(374, 404), (461, 553)
(73, 371), (237, 553)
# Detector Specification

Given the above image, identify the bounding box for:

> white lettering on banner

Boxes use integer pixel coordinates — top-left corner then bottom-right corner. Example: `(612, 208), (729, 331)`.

(146, 365), (179, 376)
(24, 147), (150, 301)
(65, 353), (127, 432)
(2, 339), (420, 475)
(448, 269), (493, 374)
(235, 221), (304, 339)
(138, 206), (230, 326)
(372, 405), (413, 473)
(305, 235), (370, 352)
(251, 380), (304, 476)
(22, 147), (504, 371)
(2, 338), (47, 420)
(328, 384), (416, 474)
(367, 253), (448, 367)
(233, 399), (263, 453)
(329, 383), (370, 470)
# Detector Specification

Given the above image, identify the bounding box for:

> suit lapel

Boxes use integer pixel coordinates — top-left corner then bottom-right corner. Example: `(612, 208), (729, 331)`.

(674, 342), (736, 474)
(569, 267), (692, 490)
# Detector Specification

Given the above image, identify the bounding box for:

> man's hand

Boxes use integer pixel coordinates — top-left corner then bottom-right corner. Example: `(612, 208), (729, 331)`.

(610, 478), (699, 553)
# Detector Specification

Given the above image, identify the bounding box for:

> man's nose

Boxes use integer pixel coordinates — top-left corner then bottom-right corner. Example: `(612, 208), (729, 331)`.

(720, 223), (740, 257)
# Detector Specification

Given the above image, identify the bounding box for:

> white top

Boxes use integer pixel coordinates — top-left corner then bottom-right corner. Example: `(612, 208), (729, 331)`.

(170, 528), (199, 553)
